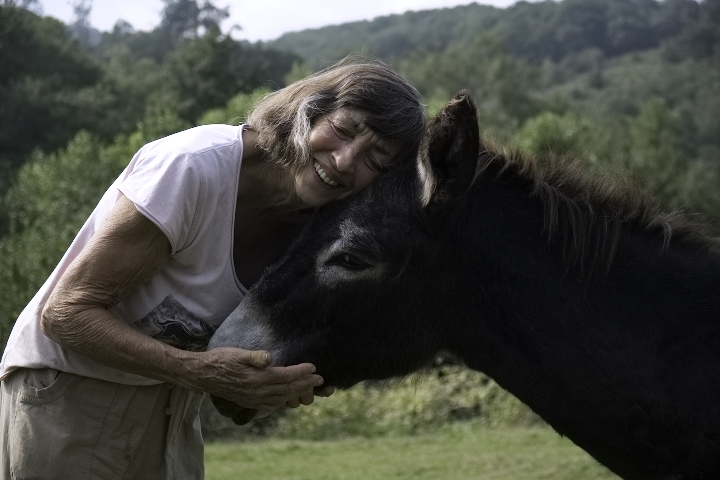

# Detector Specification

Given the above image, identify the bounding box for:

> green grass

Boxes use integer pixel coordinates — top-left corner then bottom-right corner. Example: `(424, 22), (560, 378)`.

(205, 426), (618, 480)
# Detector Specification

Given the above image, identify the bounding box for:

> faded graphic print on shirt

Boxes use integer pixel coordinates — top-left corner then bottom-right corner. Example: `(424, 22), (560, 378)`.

(133, 295), (217, 351)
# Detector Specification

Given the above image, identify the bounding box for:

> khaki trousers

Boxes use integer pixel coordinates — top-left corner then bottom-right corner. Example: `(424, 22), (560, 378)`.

(0, 368), (205, 480)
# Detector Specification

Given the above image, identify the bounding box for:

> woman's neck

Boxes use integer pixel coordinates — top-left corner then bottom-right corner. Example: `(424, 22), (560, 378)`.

(239, 128), (308, 217)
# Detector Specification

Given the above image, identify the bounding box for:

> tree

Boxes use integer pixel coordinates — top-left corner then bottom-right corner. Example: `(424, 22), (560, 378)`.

(653, 0), (699, 39)
(665, 0), (720, 59)
(70, 0), (92, 45)
(1, 0), (41, 14)
(400, 36), (541, 137)
(0, 6), (102, 169)
(513, 112), (591, 158)
(165, 34), (298, 123)
(197, 88), (267, 126)
(160, 0), (229, 44)
(625, 97), (708, 211)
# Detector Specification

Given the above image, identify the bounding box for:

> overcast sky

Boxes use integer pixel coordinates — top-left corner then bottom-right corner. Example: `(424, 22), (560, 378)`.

(40, 0), (527, 42)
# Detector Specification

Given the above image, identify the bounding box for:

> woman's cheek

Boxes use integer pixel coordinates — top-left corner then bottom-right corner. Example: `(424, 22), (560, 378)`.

(353, 169), (381, 194)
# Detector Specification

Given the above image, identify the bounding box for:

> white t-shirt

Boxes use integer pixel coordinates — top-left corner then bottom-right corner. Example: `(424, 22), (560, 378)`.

(1, 124), (249, 385)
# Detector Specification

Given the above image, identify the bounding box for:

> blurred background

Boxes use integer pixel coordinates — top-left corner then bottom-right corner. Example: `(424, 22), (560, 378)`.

(1, 0), (718, 477)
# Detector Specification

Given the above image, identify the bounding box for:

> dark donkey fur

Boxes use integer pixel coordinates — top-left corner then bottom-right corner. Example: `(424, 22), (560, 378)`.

(210, 93), (720, 479)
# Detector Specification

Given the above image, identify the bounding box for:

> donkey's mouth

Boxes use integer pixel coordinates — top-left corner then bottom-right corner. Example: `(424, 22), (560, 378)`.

(210, 395), (259, 425)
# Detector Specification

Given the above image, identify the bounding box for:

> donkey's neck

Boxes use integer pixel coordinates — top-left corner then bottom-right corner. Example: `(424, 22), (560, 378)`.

(446, 166), (720, 478)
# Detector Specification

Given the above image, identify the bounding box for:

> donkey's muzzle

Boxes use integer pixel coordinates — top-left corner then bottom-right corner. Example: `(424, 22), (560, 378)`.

(210, 394), (258, 425)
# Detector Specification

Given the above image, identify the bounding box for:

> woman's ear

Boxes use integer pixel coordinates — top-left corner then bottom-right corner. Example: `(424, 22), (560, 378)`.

(418, 91), (481, 219)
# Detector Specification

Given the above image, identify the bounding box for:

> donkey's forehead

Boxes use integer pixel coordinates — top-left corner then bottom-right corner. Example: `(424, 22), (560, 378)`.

(339, 218), (382, 251)
(339, 218), (361, 237)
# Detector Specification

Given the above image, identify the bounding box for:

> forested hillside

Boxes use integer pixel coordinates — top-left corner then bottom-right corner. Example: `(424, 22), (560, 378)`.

(1, 0), (719, 349)
(271, 0), (719, 67)
(270, 0), (720, 163)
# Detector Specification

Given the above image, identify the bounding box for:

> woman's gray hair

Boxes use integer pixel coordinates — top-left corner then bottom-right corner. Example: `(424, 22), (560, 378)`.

(246, 55), (426, 172)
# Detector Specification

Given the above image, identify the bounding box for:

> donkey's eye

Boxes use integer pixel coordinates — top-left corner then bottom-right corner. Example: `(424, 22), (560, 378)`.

(329, 253), (370, 270)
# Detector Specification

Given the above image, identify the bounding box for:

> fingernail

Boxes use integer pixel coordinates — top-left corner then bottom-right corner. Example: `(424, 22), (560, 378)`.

(310, 366), (316, 373)
(317, 378), (324, 386)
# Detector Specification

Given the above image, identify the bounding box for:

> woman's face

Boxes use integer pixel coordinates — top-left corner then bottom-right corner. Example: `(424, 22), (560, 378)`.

(294, 109), (402, 208)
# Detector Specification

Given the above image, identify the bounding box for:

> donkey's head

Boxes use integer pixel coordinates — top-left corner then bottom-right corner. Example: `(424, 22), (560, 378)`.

(209, 93), (480, 419)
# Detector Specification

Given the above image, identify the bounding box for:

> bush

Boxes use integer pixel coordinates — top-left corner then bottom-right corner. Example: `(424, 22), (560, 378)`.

(197, 88), (267, 126)
(512, 100), (720, 229)
(201, 364), (542, 441)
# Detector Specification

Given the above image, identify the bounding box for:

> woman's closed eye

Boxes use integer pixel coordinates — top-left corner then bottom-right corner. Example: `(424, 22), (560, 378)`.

(364, 154), (384, 173)
(329, 121), (353, 140)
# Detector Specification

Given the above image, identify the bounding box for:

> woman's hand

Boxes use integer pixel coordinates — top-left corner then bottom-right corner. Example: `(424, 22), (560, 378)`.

(203, 347), (336, 424)
(193, 347), (325, 411)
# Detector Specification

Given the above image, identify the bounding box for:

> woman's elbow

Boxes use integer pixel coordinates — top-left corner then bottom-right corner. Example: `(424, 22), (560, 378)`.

(40, 294), (85, 345)
(40, 301), (65, 343)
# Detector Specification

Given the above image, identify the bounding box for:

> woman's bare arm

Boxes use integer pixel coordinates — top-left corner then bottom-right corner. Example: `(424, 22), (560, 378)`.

(41, 194), (323, 411)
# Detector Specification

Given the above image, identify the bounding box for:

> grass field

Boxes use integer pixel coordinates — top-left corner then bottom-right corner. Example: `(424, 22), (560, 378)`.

(205, 426), (618, 480)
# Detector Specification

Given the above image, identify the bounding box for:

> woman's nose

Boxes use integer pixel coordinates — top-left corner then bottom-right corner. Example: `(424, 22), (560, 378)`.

(333, 141), (359, 173)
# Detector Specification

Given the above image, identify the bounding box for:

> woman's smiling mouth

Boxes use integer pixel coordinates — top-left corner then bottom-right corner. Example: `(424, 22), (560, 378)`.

(314, 160), (340, 187)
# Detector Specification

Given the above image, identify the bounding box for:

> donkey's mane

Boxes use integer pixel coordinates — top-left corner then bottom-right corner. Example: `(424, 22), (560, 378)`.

(475, 139), (719, 277)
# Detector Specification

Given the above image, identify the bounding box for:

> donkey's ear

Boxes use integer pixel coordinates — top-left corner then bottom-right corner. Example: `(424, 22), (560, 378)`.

(418, 91), (480, 218)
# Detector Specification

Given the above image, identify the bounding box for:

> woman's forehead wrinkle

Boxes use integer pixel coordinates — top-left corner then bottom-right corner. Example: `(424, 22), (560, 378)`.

(350, 125), (382, 154)
(336, 108), (398, 160)
(358, 129), (380, 147)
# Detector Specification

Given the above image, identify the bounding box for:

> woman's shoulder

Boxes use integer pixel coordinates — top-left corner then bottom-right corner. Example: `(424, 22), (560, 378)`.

(145, 124), (245, 158)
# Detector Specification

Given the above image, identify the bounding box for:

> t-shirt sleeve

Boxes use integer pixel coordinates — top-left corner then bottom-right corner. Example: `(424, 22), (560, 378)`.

(118, 145), (205, 254)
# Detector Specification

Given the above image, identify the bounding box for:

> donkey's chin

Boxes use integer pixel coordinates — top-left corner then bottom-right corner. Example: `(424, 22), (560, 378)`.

(210, 395), (265, 425)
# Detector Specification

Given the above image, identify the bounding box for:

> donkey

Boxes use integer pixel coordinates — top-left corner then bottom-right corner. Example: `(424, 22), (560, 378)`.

(209, 93), (720, 479)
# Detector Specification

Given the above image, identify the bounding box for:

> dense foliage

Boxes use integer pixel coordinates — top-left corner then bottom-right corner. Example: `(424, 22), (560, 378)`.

(0, 1), (297, 193)
(0, 6), (101, 173)
(0, 0), (718, 437)
(271, 0), (720, 67)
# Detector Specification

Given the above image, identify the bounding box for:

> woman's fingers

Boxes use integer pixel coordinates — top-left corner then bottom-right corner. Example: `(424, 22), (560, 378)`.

(315, 385), (336, 397)
(248, 370), (323, 397)
(201, 348), (333, 411)
(266, 363), (318, 383)
(299, 391), (315, 406)
(239, 349), (272, 368)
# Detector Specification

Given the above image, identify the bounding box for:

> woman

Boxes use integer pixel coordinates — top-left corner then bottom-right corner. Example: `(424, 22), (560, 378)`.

(0, 57), (425, 479)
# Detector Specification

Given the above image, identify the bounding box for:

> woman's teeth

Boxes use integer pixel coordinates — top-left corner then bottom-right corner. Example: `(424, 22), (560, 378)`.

(314, 161), (339, 187)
